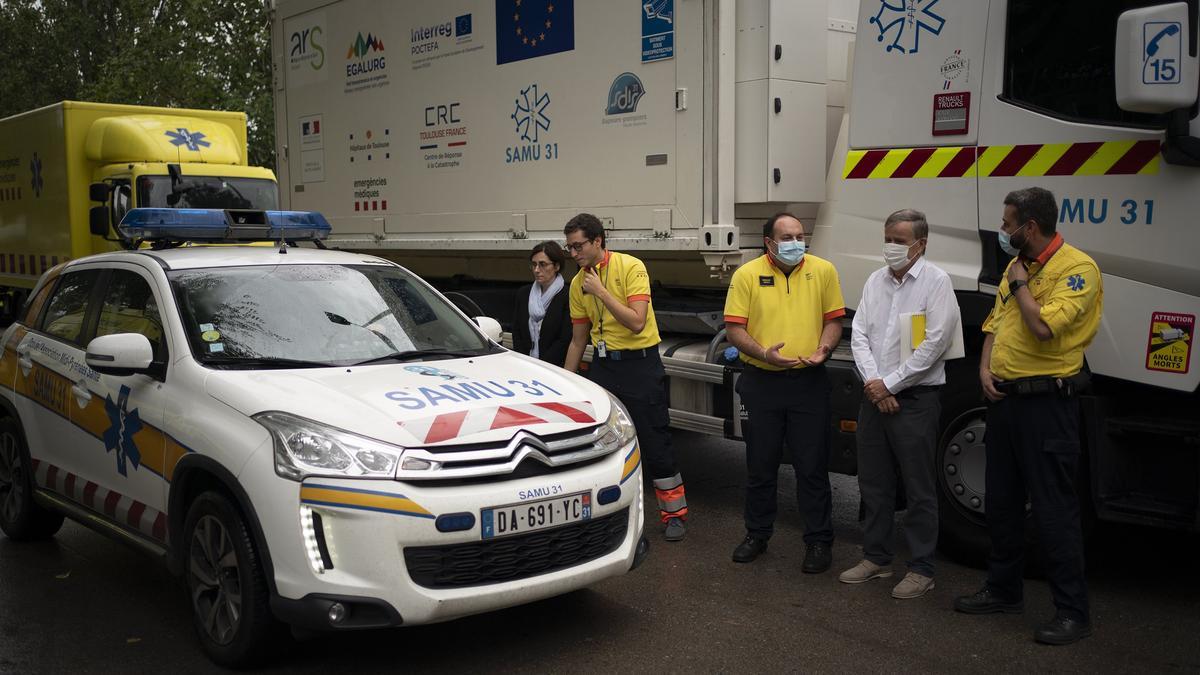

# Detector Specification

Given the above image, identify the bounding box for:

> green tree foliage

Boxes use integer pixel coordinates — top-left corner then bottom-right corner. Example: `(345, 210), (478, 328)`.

(0, 0), (275, 168)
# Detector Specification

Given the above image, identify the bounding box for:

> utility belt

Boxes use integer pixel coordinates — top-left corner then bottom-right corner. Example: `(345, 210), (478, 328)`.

(593, 345), (652, 361)
(995, 372), (1090, 398)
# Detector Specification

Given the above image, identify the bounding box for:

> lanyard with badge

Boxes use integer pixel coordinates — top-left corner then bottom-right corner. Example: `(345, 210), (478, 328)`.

(591, 263), (610, 358)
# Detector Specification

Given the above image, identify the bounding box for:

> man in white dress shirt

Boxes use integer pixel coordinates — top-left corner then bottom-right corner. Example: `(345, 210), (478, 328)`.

(840, 208), (961, 599)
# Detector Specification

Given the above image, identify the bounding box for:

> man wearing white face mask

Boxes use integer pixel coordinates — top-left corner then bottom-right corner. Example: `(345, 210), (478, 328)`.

(723, 213), (846, 572)
(842, 209), (960, 599)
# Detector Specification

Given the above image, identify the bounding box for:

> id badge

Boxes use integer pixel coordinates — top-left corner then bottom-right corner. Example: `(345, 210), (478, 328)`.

(597, 340), (607, 358)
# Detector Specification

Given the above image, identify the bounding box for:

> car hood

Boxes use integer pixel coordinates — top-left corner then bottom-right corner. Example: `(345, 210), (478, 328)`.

(204, 351), (611, 447)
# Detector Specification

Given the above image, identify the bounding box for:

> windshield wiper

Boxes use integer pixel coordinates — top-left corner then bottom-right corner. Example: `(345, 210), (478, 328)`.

(202, 356), (339, 370)
(351, 348), (486, 367)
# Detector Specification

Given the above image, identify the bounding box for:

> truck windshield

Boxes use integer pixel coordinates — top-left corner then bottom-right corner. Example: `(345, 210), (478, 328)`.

(169, 264), (498, 369)
(138, 175), (279, 210)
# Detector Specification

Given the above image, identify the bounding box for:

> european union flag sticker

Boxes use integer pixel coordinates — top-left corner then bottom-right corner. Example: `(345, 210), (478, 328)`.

(496, 0), (575, 65)
(456, 14), (472, 37)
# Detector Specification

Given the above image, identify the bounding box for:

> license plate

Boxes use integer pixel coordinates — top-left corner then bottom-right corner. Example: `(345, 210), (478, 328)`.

(480, 491), (591, 539)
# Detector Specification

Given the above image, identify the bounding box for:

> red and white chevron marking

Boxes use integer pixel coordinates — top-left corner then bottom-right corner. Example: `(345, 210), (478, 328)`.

(402, 401), (598, 444)
(31, 459), (169, 543)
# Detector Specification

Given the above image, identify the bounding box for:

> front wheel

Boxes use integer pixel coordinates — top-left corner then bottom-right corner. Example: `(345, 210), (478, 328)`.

(0, 417), (64, 541)
(935, 406), (992, 567)
(183, 491), (283, 667)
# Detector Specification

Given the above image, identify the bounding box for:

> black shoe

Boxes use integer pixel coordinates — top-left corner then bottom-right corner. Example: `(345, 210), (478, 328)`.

(801, 542), (832, 574)
(732, 535), (768, 563)
(1035, 614), (1093, 645)
(953, 588), (1024, 615)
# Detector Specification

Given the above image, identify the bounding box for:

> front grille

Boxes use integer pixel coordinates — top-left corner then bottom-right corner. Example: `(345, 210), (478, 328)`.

(397, 425), (610, 483)
(404, 507), (629, 589)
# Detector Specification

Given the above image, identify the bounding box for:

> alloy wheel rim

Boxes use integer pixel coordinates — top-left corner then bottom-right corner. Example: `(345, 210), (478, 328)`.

(188, 514), (243, 645)
(0, 431), (23, 525)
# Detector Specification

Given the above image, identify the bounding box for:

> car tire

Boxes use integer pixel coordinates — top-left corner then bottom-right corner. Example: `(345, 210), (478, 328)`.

(183, 490), (284, 667)
(0, 417), (65, 541)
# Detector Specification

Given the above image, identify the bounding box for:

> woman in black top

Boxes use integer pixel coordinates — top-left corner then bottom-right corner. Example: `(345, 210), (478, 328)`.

(512, 241), (572, 366)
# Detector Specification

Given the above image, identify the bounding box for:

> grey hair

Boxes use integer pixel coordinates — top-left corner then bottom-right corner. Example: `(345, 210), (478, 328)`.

(884, 208), (929, 240)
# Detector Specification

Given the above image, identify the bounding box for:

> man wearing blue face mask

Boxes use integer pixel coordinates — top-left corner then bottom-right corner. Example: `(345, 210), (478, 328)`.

(723, 213), (846, 572)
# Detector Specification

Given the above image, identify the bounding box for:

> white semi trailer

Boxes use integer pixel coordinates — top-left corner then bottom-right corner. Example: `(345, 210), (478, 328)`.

(272, 0), (1200, 561)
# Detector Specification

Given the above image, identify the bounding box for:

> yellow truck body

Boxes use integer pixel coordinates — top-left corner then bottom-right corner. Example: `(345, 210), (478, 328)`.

(0, 101), (278, 304)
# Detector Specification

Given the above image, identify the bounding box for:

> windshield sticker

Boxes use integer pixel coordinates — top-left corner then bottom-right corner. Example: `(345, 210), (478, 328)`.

(199, 323), (215, 332)
(209, 343), (225, 353)
(201, 330), (221, 342)
(386, 378), (564, 411)
(404, 364), (465, 380)
(401, 401), (597, 444)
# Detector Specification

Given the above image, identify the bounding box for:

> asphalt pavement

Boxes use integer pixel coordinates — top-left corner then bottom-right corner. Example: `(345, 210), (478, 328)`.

(2, 430), (1198, 673)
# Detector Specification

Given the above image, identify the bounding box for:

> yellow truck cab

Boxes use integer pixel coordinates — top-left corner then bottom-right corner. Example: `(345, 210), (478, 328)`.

(0, 101), (278, 318)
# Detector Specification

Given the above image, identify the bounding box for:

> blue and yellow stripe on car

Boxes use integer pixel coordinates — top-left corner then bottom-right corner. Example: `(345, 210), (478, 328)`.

(300, 483), (435, 519)
(620, 444), (641, 485)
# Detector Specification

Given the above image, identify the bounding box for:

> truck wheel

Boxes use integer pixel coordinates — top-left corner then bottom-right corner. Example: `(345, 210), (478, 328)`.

(183, 491), (282, 667)
(0, 418), (64, 541)
(935, 405), (993, 567)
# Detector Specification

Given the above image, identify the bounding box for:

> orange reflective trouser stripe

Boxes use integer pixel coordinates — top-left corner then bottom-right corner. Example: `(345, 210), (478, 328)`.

(653, 473), (688, 523)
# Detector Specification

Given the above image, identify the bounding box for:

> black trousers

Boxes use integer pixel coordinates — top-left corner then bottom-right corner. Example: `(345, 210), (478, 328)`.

(737, 364), (833, 544)
(857, 387), (941, 576)
(587, 351), (676, 480)
(984, 391), (1089, 621)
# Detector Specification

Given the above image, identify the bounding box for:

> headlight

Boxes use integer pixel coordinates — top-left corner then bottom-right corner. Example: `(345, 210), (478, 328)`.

(255, 411), (404, 480)
(595, 394), (637, 454)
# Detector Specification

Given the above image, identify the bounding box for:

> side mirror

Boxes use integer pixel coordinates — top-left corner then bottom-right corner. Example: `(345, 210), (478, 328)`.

(89, 182), (110, 202)
(85, 333), (154, 376)
(1115, 2), (1198, 114)
(89, 205), (110, 237)
(473, 316), (503, 343)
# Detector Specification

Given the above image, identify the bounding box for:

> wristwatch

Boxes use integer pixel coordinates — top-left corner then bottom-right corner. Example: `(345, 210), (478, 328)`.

(1008, 279), (1028, 295)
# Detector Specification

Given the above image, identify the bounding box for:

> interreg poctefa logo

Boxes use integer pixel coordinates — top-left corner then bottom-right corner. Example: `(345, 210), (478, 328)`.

(869, 0), (945, 55)
(605, 72), (646, 115)
(347, 32), (386, 77)
(164, 128), (211, 152)
(512, 83), (550, 143)
(289, 24), (325, 71)
(29, 152), (43, 197)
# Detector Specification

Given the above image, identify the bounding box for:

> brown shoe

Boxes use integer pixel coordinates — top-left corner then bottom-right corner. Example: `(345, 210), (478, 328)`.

(838, 559), (893, 584)
(891, 572), (935, 599)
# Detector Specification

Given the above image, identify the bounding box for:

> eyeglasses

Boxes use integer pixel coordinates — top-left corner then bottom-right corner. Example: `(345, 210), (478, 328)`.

(530, 261), (555, 270)
(564, 240), (593, 253)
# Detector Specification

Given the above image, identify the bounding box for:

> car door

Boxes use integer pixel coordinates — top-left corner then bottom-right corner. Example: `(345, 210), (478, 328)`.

(69, 265), (169, 537)
(13, 268), (104, 502)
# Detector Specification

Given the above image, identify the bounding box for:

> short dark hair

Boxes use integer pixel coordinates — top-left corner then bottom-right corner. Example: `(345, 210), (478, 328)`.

(884, 208), (929, 240)
(1004, 187), (1058, 235)
(762, 212), (801, 240)
(530, 241), (568, 270)
(563, 213), (605, 248)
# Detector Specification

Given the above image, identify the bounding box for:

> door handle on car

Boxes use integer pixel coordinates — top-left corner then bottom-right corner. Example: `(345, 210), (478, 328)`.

(15, 347), (32, 375)
(71, 381), (92, 408)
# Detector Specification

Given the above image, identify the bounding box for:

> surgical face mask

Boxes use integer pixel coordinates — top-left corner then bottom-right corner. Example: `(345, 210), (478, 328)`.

(998, 224), (1026, 257)
(771, 239), (806, 266)
(882, 242), (915, 271)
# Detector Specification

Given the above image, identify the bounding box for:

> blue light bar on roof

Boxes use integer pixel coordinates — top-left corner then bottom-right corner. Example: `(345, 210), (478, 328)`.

(117, 208), (332, 242)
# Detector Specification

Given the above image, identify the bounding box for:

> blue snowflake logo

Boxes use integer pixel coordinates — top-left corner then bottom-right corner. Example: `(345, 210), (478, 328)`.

(103, 385), (143, 477)
(1067, 274), (1085, 291)
(164, 128), (212, 151)
(29, 152), (43, 197)
(869, 0), (945, 55)
(511, 84), (551, 143)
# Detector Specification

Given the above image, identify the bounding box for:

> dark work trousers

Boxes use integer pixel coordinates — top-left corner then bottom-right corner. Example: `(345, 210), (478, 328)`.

(857, 387), (941, 577)
(587, 351), (677, 481)
(737, 364), (833, 544)
(984, 391), (1089, 622)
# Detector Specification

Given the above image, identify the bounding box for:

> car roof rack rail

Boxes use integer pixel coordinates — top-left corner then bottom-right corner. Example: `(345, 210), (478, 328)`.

(116, 208), (332, 248)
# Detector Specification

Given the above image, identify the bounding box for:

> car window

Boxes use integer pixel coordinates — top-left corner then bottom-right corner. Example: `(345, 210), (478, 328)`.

(20, 275), (59, 327)
(38, 270), (101, 345)
(95, 270), (165, 359)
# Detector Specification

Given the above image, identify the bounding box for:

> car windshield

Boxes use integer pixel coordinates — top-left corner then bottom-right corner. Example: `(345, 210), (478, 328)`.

(169, 264), (496, 368)
(138, 175), (279, 210)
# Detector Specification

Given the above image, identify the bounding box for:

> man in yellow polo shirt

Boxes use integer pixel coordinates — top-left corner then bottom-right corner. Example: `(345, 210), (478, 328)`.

(562, 213), (688, 542)
(954, 187), (1103, 647)
(723, 212), (845, 572)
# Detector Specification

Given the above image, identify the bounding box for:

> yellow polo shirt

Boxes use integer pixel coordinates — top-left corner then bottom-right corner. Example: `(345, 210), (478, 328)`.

(723, 253), (846, 370)
(983, 234), (1103, 380)
(569, 250), (660, 350)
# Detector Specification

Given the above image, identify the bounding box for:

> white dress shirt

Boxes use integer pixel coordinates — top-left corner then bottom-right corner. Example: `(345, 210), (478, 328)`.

(851, 256), (960, 394)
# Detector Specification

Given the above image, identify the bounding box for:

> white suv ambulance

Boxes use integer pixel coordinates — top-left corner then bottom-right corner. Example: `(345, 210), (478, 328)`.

(0, 208), (648, 666)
